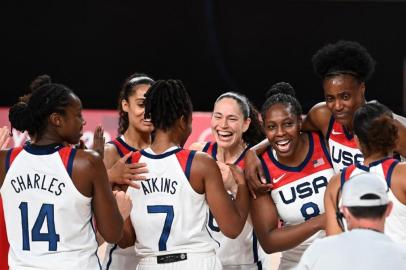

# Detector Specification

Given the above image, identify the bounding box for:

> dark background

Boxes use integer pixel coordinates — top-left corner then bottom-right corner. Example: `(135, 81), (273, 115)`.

(1, 1), (406, 114)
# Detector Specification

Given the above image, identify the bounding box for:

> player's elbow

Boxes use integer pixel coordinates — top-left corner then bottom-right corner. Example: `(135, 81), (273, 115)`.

(99, 220), (124, 243)
(221, 221), (245, 239)
(103, 229), (124, 244)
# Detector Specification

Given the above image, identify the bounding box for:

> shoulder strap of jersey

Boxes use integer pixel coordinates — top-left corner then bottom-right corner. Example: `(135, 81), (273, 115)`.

(259, 156), (272, 184)
(107, 138), (128, 158)
(202, 141), (217, 160)
(340, 165), (357, 190)
(325, 115), (335, 141)
(314, 131), (333, 166)
(175, 149), (197, 180)
(130, 151), (142, 164)
(381, 158), (399, 188)
(58, 147), (77, 177)
(5, 146), (24, 173)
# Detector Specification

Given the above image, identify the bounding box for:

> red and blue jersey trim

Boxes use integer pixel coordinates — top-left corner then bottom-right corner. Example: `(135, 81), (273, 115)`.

(341, 157), (399, 189)
(201, 141), (248, 169)
(5, 147), (23, 173)
(58, 147), (77, 177)
(108, 137), (137, 158)
(260, 132), (333, 189)
(326, 116), (357, 148)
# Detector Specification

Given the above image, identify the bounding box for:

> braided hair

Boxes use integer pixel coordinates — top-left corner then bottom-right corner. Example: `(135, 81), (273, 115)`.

(9, 82), (74, 140)
(144, 79), (193, 131)
(118, 73), (154, 134)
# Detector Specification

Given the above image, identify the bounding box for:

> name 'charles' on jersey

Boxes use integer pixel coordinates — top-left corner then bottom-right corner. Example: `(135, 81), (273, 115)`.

(1, 144), (100, 270)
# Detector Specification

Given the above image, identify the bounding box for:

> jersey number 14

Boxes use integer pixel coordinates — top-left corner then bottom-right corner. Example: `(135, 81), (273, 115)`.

(19, 202), (60, 251)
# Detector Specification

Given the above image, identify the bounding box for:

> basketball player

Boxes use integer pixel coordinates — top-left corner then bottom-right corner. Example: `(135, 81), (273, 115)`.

(245, 40), (406, 192)
(190, 92), (267, 270)
(0, 126), (10, 270)
(324, 101), (406, 243)
(0, 82), (131, 269)
(102, 74), (154, 270)
(251, 86), (335, 270)
(118, 79), (250, 270)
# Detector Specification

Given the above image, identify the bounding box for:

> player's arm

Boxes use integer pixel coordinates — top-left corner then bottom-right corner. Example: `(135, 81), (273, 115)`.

(251, 191), (324, 253)
(117, 217), (136, 248)
(192, 152), (249, 238)
(390, 163), (406, 204)
(73, 150), (127, 243)
(0, 150), (8, 188)
(104, 145), (148, 188)
(244, 148), (273, 198)
(324, 174), (343, 235)
(393, 113), (406, 158)
(301, 102), (332, 137)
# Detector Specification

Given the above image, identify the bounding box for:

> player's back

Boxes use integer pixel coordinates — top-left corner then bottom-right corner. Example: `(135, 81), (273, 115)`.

(342, 158), (406, 243)
(128, 146), (216, 260)
(0, 144), (100, 270)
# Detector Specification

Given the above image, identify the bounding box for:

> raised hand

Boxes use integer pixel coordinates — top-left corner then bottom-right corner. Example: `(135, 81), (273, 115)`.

(108, 151), (148, 189)
(0, 126), (11, 149)
(244, 149), (272, 198)
(92, 125), (105, 158)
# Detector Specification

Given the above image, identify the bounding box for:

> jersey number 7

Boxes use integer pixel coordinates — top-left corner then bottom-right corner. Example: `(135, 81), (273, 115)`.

(147, 205), (174, 251)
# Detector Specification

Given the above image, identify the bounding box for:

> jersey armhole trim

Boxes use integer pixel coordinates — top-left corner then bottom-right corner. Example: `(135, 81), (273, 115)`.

(185, 150), (196, 180)
(67, 148), (77, 177)
(386, 160), (399, 188)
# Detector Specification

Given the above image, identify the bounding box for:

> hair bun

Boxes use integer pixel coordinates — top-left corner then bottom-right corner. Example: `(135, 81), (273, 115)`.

(265, 82), (296, 99)
(9, 102), (33, 132)
(30, 74), (52, 92)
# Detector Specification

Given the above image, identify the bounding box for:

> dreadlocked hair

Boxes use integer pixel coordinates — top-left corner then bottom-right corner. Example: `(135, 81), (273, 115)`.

(9, 83), (74, 140)
(312, 40), (375, 82)
(118, 73), (154, 134)
(144, 79), (193, 131)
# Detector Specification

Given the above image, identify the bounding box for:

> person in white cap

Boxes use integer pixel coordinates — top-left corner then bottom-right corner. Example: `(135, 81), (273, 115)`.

(295, 172), (406, 270)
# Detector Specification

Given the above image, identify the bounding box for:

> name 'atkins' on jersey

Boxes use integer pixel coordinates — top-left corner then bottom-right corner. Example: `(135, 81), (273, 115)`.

(141, 177), (178, 195)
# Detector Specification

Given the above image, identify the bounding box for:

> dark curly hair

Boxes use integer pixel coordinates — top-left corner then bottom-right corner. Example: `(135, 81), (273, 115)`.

(353, 101), (398, 157)
(312, 40), (376, 82)
(9, 82), (74, 140)
(144, 79), (193, 131)
(118, 73), (154, 135)
(261, 82), (302, 121)
(215, 92), (265, 146)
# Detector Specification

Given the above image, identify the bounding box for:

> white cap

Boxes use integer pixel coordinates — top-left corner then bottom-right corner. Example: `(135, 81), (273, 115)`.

(342, 173), (389, 207)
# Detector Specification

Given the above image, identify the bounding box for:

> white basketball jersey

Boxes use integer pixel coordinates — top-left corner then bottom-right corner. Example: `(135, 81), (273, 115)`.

(260, 132), (335, 269)
(127, 147), (216, 259)
(341, 158), (406, 243)
(202, 142), (267, 269)
(0, 144), (100, 270)
(326, 116), (364, 173)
